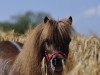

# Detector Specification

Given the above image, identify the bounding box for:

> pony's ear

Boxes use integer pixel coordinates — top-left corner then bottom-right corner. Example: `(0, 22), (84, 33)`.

(69, 16), (72, 22)
(68, 16), (72, 25)
(44, 16), (49, 23)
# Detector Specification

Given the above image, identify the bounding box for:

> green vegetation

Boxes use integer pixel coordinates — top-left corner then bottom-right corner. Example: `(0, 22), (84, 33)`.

(0, 11), (51, 34)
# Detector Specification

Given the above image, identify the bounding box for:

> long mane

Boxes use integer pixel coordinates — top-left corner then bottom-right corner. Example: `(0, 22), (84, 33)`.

(9, 17), (73, 75)
(9, 24), (44, 75)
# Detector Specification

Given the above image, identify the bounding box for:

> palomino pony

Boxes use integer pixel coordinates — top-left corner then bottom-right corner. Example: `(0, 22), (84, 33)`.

(0, 16), (73, 75)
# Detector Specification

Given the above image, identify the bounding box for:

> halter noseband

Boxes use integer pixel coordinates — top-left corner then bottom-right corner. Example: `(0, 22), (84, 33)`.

(45, 50), (66, 62)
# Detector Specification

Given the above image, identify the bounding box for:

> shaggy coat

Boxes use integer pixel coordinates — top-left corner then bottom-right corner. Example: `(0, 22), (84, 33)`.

(0, 16), (73, 75)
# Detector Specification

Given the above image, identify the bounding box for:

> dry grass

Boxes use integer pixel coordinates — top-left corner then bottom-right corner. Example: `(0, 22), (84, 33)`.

(67, 34), (100, 75)
(0, 30), (100, 75)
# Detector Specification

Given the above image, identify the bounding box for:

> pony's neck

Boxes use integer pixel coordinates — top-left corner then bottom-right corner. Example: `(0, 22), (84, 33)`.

(9, 28), (43, 75)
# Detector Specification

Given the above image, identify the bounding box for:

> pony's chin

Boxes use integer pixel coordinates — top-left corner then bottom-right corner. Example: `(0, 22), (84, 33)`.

(54, 67), (63, 72)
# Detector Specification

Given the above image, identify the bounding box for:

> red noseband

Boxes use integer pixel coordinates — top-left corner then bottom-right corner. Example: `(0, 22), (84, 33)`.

(45, 50), (66, 62)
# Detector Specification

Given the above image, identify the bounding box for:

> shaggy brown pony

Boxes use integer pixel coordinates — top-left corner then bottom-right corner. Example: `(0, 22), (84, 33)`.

(0, 16), (73, 75)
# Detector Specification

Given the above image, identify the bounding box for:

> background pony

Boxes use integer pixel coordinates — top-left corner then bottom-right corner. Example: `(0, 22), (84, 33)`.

(0, 41), (23, 75)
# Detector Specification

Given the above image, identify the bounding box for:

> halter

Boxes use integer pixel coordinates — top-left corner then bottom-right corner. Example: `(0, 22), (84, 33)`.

(45, 50), (66, 62)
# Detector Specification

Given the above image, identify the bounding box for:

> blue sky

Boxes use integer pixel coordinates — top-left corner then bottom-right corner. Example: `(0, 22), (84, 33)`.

(0, 0), (100, 35)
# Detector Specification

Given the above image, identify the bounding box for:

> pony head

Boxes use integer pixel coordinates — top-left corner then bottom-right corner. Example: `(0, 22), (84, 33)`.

(40, 16), (73, 73)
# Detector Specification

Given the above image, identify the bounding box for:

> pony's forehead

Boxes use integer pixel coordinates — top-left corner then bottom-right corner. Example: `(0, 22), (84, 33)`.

(45, 19), (68, 27)
(42, 21), (71, 37)
(57, 17), (69, 22)
(55, 18), (71, 25)
(58, 21), (66, 26)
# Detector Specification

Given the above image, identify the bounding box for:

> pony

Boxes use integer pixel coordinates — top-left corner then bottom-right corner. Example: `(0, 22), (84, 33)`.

(0, 41), (23, 75)
(0, 41), (23, 58)
(0, 16), (73, 75)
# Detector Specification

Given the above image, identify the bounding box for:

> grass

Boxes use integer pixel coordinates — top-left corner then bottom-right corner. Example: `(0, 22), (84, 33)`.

(67, 34), (100, 75)
(0, 30), (100, 75)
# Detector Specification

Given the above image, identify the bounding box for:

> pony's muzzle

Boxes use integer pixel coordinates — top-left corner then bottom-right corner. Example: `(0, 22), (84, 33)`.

(51, 54), (64, 72)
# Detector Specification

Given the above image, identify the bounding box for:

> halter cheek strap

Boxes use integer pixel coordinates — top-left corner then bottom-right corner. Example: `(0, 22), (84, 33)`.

(45, 50), (66, 62)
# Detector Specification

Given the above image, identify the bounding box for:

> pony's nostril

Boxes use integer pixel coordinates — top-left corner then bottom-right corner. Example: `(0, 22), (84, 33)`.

(52, 58), (57, 66)
(52, 57), (62, 67)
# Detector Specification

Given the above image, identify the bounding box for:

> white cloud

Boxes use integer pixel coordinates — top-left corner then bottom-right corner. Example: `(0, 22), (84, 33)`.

(84, 5), (100, 17)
